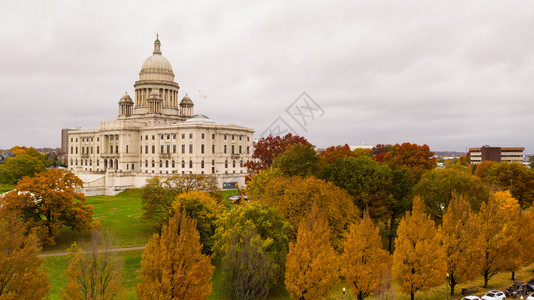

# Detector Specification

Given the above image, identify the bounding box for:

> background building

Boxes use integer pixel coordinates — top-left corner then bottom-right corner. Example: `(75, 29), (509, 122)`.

(67, 37), (254, 195)
(469, 146), (525, 164)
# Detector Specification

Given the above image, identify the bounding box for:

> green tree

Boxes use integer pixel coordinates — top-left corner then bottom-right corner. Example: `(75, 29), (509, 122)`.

(529, 155), (534, 169)
(342, 211), (390, 300)
(0, 150), (46, 184)
(257, 176), (359, 251)
(0, 211), (49, 299)
(140, 174), (218, 230)
(486, 162), (534, 209)
(392, 197), (446, 300)
(272, 144), (319, 177)
(172, 190), (223, 254)
(285, 205), (338, 300)
(62, 230), (124, 300)
(1, 168), (96, 245)
(137, 210), (214, 299)
(213, 203), (292, 285)
(414, 168), (489, 223)
(245, 167), (283, 200)
(321, 156), (392, 221)
(222, 229), (272, 300)
(384, 168), (414, 253)
(439, 194), (484, 296)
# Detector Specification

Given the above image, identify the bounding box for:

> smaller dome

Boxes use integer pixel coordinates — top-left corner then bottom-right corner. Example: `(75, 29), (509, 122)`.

(190, 114), (209, 119)
(180, 93), (194, 105)
(119, 92), (133, 103)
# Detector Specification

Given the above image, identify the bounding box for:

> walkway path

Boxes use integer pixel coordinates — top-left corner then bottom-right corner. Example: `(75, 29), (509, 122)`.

(39, 246), (146, 257)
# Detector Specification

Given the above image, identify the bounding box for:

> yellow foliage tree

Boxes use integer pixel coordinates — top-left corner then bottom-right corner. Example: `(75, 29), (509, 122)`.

(439, 194), (484, 296)
(478, 192), (510, 287)
(342, 211), (390, 300)
(0, 211), (49, 299)
(392, 197), (446, 300)
(256, 176), (359, 250)
(285, 205), (338, 300)
(137, 210), (214, 299)
(492, 191), (522, 281)
(519, 207), (534, 267)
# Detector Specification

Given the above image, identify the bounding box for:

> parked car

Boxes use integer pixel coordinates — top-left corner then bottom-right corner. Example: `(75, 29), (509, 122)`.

(526, 293), (534, 300)
(526, 279), (534, 293)
(481, 290), (506, 300)
(505, 282), (530, 298)
(462, 296), (481, 300)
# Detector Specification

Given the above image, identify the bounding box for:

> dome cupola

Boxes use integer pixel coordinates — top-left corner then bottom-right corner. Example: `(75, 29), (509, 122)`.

(139, 35), (174, 81)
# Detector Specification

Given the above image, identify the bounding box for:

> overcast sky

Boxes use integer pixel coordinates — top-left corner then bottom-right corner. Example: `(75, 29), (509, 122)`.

(0, 0), (533, 153)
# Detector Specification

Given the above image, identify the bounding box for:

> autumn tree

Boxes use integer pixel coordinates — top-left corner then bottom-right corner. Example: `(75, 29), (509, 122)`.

(1, 168), (96, 245)
(140, 174), (218, 230)
(439, 194), (484, 296)
(492, 191), (523, 281)
(519, 207), (534, 267)
(0, 147), (46, 184)
(478, 192), (509, 287)
(62, 230), (124, 300)
(0, 211), (49, 299)
(486, 162), (534, 209)
(285, 205), (338, 300)
(256, 176), (359, 250)
(321, 156), (392, 220)
(244, 133), (311, 175)
(473, 160), (498, 180)
(213, 203), (292, 286)
(342, 211), (390, 300)
(414, 168), (489, 223)
(222, 229), (272, 300)
(318, 144), (359, 169)
(172, 190), (223, 254)
(384, 168), (414, 253)
(371, 144), (392, 162)
(137, 210), (214, 299)
(392, 197), (446, 300)
(272, 144), (319, 177)
(382, 143), (436, 183)
(245, 167), (283, 200)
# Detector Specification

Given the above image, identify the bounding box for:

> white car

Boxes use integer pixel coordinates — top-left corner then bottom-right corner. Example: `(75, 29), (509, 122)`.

(527, 293), (534, 300)
(481, 290), (506, 300)
(462, 296), (481, 300)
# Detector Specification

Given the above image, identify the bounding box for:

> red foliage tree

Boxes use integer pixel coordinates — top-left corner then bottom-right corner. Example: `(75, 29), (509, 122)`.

(382, 143), (436, 183)
(244, 133), (311, 175)
(318, 144), (358, 169)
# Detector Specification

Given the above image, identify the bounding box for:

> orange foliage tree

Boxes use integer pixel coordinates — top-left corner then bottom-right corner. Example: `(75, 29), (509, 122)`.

(318, 144), (358, 169)
(342, 211), (390, 300)
(137, 210), (214, 299)
(0, 212), (49, 299)
(439, 195), (484, 296)
(392, 197), (446, 300)
(383, 143), (436, 183)
(473, 160), (498, 180)
(0, 168), (96, 245)
(244, 133), (311, 175)
(285, 205), (338, 300)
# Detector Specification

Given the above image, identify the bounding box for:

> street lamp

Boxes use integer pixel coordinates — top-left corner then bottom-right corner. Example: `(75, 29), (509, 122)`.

(446, 273), (450, 300)
(343, 287), (346, 300)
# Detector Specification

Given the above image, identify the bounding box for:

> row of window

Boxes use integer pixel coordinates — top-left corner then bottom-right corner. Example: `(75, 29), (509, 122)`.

(71, 158), (245, 170)
(140, 133), (250, 141)
(140, 144), (249, 155)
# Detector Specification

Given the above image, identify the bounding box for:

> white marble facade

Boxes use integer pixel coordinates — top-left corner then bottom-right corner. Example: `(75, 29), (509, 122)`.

(67, 37), (254, 195)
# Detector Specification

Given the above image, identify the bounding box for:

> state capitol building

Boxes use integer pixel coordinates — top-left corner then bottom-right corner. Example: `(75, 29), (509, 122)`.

(66, 37), (254, 195)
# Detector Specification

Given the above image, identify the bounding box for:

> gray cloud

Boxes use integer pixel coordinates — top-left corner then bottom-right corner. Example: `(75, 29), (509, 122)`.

(0, 0), (533, 153)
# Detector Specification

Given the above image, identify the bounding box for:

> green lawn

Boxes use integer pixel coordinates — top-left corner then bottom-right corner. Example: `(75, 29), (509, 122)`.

(0, 183), (15, 194)
(42, 188), (534, 299)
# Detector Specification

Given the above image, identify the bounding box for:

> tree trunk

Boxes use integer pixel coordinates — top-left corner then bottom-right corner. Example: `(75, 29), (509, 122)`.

(411, 292), (415, 300)
(511, 271), (516, 281)
(484, 271), (489, 288)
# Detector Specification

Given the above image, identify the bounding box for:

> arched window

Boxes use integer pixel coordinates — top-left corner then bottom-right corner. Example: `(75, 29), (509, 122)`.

(201, 160), (204, 168)
(233, 160), (236, 168)
(110, 160), (113, 168)
(225, 160), (228, 168)
(189, 160), (193, 168)
(145, 160), (148, 168)
(115, 159), (118, 170)
(166, 160), (169, 168)
(172, 160), (175, 168)
(159, 160), (163, 168)
(182, 160), (185, 168)
(152, 160), (155, 167)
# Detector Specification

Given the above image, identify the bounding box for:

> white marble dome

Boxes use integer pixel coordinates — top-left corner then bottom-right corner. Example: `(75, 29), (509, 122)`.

(139, 39), (174, 82)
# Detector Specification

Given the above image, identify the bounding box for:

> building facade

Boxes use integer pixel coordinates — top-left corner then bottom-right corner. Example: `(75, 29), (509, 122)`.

(66, 37), (254, 195)
(469, 146), (525, 164)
